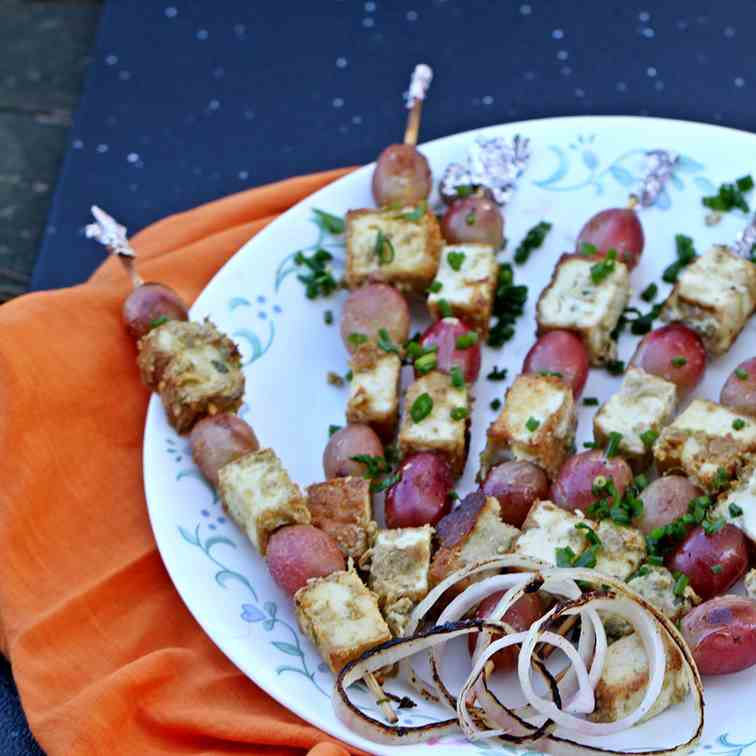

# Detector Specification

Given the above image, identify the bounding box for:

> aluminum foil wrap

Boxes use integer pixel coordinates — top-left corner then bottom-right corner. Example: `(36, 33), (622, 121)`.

(733, 213), (756, 259)
(638, 149), (679, 208)
(85, 205), (135, 259)
(405, 63), (433, 109)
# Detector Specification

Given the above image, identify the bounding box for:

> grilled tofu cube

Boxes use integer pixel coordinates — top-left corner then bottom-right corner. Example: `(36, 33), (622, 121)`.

(660, 245), (756, 355)
(654, 400), (756, 490)
(628, 566), (700, 622)
(346, 342), (401, 441)
(593, 520), (646, 581)
(294, 569), (391, 673)
(363, 526), (433, 635)
(306, 477), (374, 560)
(345, 206), (442, 294)
(713, 461), (756, 545)
(427, 244), (498, 334)
(589, 631), (688, 724)
(594, 368), (678, 471)
(398, 370), (470, 476)
(513, 500), (589, 565)
(138, 319), (244, 433)
(218, 448), (310, 554)
(745, 569), (756, 599)
(479, 374), (576, 480)
(430, 494), (519, 590)
(536, 254), (631, 365)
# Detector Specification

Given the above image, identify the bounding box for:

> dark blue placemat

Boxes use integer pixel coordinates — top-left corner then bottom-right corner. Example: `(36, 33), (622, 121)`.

(33, 0), (756, 290)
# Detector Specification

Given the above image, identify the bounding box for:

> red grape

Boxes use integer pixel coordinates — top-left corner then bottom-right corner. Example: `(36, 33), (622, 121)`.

(385, 452), (454, 528)
(637, 475), (703, 535)
(630, 323), (706, 392)
(440, 195), (504, 247)
(480, 460), (550, 528)
(323, 424), (384, 479)
(721, 357), (756, 418)
(372, 144), (432, 207)
(123, 282), (189, 340)
(340, 284), (410, 354)
(266, 525), (346, 596)
(551, 450), (633, 514)
(522, 330), (590, 398)
(190, 414), (259, 487)
(576, 208), (644, 270)
(419, 317), (482, 383)
(667, 524), (748, 601)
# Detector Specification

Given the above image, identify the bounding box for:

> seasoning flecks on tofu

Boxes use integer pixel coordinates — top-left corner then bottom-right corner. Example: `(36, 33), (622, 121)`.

(589, 631), (689, 724)
(660, 245), (756, 356)
(429, 494), (520, 592)
(513, 500), (589, 565)
(293, 569), (391, 673)
(346, 342), (402, 442)
(627, 566), (701, 623)
(427, 244), (498, 335)
(306, 477), (375, 560)
(593, 520), (646, 581)
(137, 319), (245, 433)
(345, 206), (442, 294)
(594, 367), (678, 471)
(654, 399), (756, 490)
(218, 448), (310, 555)
(479, 374), (576, 480)
(362, 525), (433, 635)
(398, 370), (470, 477)
(536, 254), (631, 365)
(713, 461), (756, 545)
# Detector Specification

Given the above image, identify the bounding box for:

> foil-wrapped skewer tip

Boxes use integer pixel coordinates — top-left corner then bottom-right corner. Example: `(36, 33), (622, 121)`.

(638, 149), (679, 208)
(733, 212), (756, 259)
(406, 64), (433, 109)
(85, 205), (135, 259)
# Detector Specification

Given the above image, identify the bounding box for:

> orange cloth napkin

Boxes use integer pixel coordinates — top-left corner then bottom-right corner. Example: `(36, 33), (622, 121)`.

(0, 168), (369, 756)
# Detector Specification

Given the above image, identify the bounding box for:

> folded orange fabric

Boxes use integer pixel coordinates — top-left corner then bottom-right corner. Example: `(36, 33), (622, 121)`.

(0, 168), (369, 756)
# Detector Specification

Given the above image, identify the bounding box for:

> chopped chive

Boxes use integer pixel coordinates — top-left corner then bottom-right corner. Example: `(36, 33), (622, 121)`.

(711, 564), (723, 574)
(414, 352), (437, 374)
(328, 424), (342, 437)
(450, 407), (469, 421)
(575, 522), (602, 546)
(526, 417), (540, 432)
(607, 360), (625, 376)
(605, 432), (623, 458)
(428, 280), (443, 294)
(634, 473), (650, 490)
(450, 366), (465, 389)
(456, 185), (474, 198)
(312, 208), (345, 235)
(671, 356), (687, 368)
(465, 211), (476, 226)
(647, 554), (664, 566)
(487, 365), (508, 381)
(640, 429), (659, 450)
(401, 200), (427, 222)
(555, 546), (576, 567)
(574, 545), (600, 569)
(490, 398), (502, 411)
(729, 502), (744, 518)
(640, 283), (658, 302)
(538, 370), (563, 378)
(736, 368), (749, 381)
(733, 418), (746, 431)
(673, 573), (689, 596)
(580, 242), (598, 256)
(583, 441), (599, 449)
(374, 229), (395, 265)
(513, 220), (552, 265)
(437, 298), (453, 318)
(377, 328), (400, 355)
(323, 310), (334, 325)
(713, 467), (731, 492)
(583, 397), (599, 406)
(348, 332), (368, 347)
(590, 249), (617, 284)
(410, 393), (433, 423)
(149, 315), (169, 329)
(456, 332), (479, 349)
(447, 250), (466, 271)
(344, 369), (353, 382)
(703, 517), (726, 536)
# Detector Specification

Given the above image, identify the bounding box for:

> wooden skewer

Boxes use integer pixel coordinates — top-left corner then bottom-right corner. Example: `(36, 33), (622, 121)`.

(86, 205), (144, 289)
(627, 193), (639, 209)
(403, 63), (433, 147)
(365, 671), (398, 723)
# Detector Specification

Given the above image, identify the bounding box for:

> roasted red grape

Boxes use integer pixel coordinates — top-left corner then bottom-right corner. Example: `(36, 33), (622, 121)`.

(667, 524), (748, 601)
(190, 414), (260, 487)
(419, 317), (482, 383)
(323, 424), (384, 479)
(467, 591), (544, 669)
(266, 525), (345, 596)
(480, 460), (550, 528)
(551, 450), (633, 514)
(682, 595), (756, 675)
(372, 144), (432, 207)
(440, 195), (504, 247)
(123, 282), (189, 340)
(385, 452), (454, 528)
(522, 330), (590, 398)
(720, 357), (756, 418)
(637, 475), (703, 535)
(340, 284), (411, 354)
(576, 208), (644, 270)
(630, 324), (706, 392)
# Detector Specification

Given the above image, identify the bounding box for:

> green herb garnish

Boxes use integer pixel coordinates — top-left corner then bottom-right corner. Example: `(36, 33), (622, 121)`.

(607, 360), (625, 376)
(428, 280), (443, 294)
(576, 522), (602, 546)
(590, 249), (617, 284)
(583, 397), (599, 406)
(450, 407), (469, 421)
(415, 352), (437, 374)
(294, 248), (338, 298)
(312, 208), (345, 235)
(374, 230), (395, 265)
(401, 200), (427, 222)
(487, 365), (508, 381)
(662, 234), (697, 283)
(447, 251), (466, 271)
(488, 263), (528, 348)
(729, 502), (744, 518)
(736, 367), (749, 381)
(640, 429), (659, 450)
(673, 573), (689, 596)
(450, 366), (465, 389)
(605, 432), (623, 458)
(328, 424), (342, 437)
(465, 211), (476, 226)
(149, 315), (169, 330)
(456, 185), (474, 198)
(348, 332), (368, 347)
(703, 517), (726, 536)
(711, 564), (723, 575)
(410, 393), (434, 422)
(526, 417), (541, 432)
(490, 398), (502, 411)
(671, 356), (688, 368)
(456, 332), (479, 350)
(555, 546), (577, 568)
(323, 310), (333, 325)
(377, 328), (400, 355)
(513, 221), (552, 265)
(640, 283), (658, 302)
(437, 298), (453, 318)
(702, 175), (753, 213)
(733, 418), (747, 431)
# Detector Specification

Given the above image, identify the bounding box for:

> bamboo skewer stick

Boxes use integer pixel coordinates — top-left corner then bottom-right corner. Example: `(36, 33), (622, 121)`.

(86, 205), (143, 288)
(403, 63), (433, 147)
(365, 671), (398, 723)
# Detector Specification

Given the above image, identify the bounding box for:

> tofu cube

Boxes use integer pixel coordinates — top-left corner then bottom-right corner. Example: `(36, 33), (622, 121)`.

(138, 319), (245, 433)
(593, 520), (646, 581)
(660, 245), (756, 355)
(536, 254), (631, 365)
(594, 368), (678, 471)
(654, 400), (756, 490)
(398, 370), (470, 476)
(346, 343), (402, 441)
(427, 244), (498, 334)
(745, 569), (756, 600)
(479, 374), (576, 480)
(627, 566), (701, 623)
(430, 495), (520, 590)
(294, 569), (391, 673)
(364, 526), (433, 635)
(218, 449), (310, 554)
(589, 631), (689, 724)
(306, 477), (374, 560)
(513, 500), (589, 565)
(345, 207), (442, 294)
(713, 461), (756, 545)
